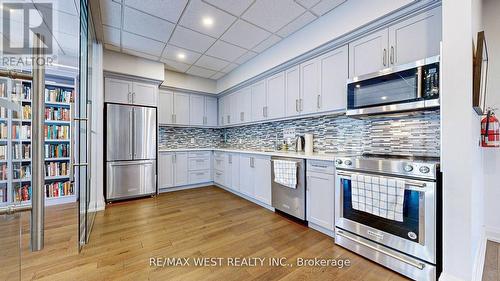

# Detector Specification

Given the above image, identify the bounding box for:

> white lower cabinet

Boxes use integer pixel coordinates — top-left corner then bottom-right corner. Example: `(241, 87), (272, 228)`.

(239, 154), (255, 197)
(158, 153), (174, 188)
(306, 161), (335, 231)
(230, 154), (240, 191)
(214, 152), (225, 186)
(253, 155), (271, 205)
(174, 153), (188, 186)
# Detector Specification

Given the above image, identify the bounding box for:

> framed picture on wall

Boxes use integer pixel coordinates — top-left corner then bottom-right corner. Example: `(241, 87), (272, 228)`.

(473, 31), (489, 115)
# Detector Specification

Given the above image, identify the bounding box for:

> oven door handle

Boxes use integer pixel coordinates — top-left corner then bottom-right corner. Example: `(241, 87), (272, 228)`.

(336, 229), (426, 270)
(336, 171), (428, 190)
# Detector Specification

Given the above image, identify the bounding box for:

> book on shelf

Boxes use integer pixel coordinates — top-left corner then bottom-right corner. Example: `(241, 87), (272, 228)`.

(0, 163), (7, 180)
(44, 125), (69, 140)
(45, 107), (70, 121)
(45, 88), (73, 103)
(12, 124), (31, 139)
(0, 82), (6, 98)
(0, 186), (6, 203)
(23, 84), (31, 100)
(45, 143), (69, 158)
(13, 163), (31, 179)
(0, 123), (7, 139)
(0, 145), (6, 160)
(13, 143), (31, 160)
(45, 161), (69, 177)
(23, 105), (31, 119)
(0, 107), (7, 118)
(45, 181), (73, 198)
(16, 184), (31, 202)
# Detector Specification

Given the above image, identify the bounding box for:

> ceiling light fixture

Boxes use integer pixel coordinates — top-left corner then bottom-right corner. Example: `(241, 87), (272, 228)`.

(202, 17), (214, 27)
(177, 53), (186, 60)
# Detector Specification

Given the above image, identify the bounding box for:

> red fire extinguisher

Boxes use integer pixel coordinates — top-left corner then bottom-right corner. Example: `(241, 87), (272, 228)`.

(481, 109), (500, 147)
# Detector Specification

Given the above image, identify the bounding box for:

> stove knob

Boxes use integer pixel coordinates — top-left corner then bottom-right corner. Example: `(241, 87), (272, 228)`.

(419, 166), (431, 174)
(345, 160), (352, 166)
(403, 165), (414, 172)
(335, 159), (343, 165)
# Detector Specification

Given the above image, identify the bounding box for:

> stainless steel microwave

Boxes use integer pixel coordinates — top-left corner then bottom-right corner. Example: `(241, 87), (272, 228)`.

(346, 56), (440, 116)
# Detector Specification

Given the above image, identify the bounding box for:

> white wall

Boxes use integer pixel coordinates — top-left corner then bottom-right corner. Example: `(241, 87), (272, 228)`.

(216, 0), (414, 92)
(482, 0), (500, 235)
(103, 49), (165, 81)
(440, 0), (484, 280)
(162, 70), (217, 94)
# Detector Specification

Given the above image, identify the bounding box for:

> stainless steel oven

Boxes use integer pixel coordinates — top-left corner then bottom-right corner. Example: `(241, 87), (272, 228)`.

(334, 154), (441, 281)
(346, 56), (440, 116)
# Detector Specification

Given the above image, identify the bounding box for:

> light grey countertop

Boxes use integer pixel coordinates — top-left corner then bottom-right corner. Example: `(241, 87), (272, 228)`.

(158, 147), (355, 161)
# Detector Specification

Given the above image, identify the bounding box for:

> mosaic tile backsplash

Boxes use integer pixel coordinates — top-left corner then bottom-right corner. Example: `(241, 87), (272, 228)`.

(159, 110), (440, 157)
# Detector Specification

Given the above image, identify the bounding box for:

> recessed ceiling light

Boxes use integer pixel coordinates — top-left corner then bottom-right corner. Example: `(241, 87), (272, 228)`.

(177, 53), (186, 60)
(202, 17), (214, 27)
(381, 96), (387, 100)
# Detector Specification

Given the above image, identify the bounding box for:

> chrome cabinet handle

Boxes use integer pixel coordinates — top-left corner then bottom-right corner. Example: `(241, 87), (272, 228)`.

(390, 46), (394, 65)
(295, 99), (299, 112)
(383, 48), (387, 66)
(312, 164), (328, 169)
(317, 94), (321, 109)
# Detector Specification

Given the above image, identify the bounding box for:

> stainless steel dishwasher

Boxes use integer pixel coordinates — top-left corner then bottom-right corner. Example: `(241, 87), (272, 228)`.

(271, 157), (306, 220)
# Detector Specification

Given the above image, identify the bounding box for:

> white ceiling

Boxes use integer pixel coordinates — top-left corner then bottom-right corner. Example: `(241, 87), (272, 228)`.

(99, 0), (347, 80)
(0, 0), (80, 71)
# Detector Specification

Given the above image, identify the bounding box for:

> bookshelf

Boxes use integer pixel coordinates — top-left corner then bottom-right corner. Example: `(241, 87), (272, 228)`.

(0, 76), (76, 207)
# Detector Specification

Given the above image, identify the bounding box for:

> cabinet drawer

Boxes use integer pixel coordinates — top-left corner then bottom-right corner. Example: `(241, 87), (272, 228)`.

(189, 158), (211, 170)
(189, 151), (211, 158)
(189, 170), (211, 184)
(214, 170), (224, 185)
(214, 157), (225, 171)
(307, 160), (335, 175)
(213, 151), (225, 159)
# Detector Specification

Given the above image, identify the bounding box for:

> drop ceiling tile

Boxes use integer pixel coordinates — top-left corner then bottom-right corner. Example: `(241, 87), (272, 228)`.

(105, 43), (121, 52)
(33, 0), (78, 15)
(276, 11), (316, 37)
(122, 31), (165, 57)
(252, 34), (281, 53)
(242, 0), (305, 33)
(205, 40), (247, 62)
(179, 0), (236, 38)
(294, 0), (321, 9)
(54, 32), (79, 57)
(162, 44), (202, 64)
(162, 59), (191, 72)
(100, 0), (121, 28)
(221, 20), (270, 49)
(210, 72), (226, 80)
(194, 55), (230, 71)
(235, 50), (257, 64)
(169, 26), (217, 53)
(221, 63), (239, 73)
(33, 6), (79, 36)
(186, 65), (217, 78)
(123, 7), (174, 42)
(103, 25), (121, 46)
(311, 0), (346, 16)
(203, 0), (254, 16)
(124, 0), (188, 23)
(123, 48), (160, 60)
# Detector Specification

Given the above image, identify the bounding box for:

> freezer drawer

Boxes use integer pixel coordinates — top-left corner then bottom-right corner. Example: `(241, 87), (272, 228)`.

(106, 160), (156, 201)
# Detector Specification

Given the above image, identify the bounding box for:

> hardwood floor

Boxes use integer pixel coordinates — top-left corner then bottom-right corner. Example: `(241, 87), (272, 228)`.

(483, 240), (500, 281)
(8, 186), (408, 280)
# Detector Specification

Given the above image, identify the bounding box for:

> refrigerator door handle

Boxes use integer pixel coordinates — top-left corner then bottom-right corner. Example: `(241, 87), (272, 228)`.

(129, 109), (134, 159)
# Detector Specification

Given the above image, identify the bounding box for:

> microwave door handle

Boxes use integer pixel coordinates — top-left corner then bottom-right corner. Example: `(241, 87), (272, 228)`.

(417, 66), (423, 99)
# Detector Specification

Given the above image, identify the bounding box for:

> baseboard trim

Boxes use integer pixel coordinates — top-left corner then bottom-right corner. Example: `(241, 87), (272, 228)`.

(485, 226), (500, 243)
(215, 183), (275, 212)
(308, 222), (335, 238)
(159, 182), (213, 193)
(472, 227), (487, 281)
(439, 273), (468, 281)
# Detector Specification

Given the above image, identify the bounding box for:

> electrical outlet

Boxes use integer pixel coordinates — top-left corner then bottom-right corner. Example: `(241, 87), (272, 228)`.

(283, 127), (296, 138)
(190, 138), (195, 144)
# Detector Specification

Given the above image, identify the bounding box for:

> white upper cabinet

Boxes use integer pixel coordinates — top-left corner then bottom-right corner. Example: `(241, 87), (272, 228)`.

(223, 95), (231, 125)
(105, 78), (158, 106)
(218, 97), (225, 126)
(318, 45), (349, 112)
(189, 95), (205, 126)
(230, 92), (240, 126)
(158, 90), (173, 124)
(388, 6), (442, 66)
(105, 78), (132, 104)
(349, 29), (389, 78)
(205, 96), (218, 126)
(266, 72), (286, 120)
(240, 87), (252, 123)
(300, 59), (320, 115)
(251, 80), (267, 122)
(132, 82), (158, 106)
(173, 92), (190, 125)
(285, 66), (301, 117)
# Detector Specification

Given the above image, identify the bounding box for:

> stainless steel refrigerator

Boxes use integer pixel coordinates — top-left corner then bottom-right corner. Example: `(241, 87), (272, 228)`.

(106, 104), (156, 201)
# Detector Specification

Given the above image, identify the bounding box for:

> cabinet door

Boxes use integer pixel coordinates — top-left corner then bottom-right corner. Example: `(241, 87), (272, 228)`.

(349, 29), (389, 78)
(205, 96), (218, 126)
(266, 72), (286, 119)
(239, 155), (254, 197)
(306, 171), (335, 230)
(189, 94), (205, 126)
(251, 81), (267, 122)
(318, 45), (348, 112)
(105, 78), (132, 104)
(240, 87), (252, 123)
(285, 66), (301, 117)
(223, 95), (231, 125)
(158, 90), (173, 124)
(230, 93), (240, 125)
(389, 6), (442, 66)
(224, 154), (233, 188)
(231, 153), (240, 191)
(132, 82), (157, 106)
(158, 153), (174, 188)
(253, 156), (271, 205)
(174, 152), (188, 186)
(300, 59), (320, 114)
(173, 92), (190, 125)
(218, 98), (225, 126)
